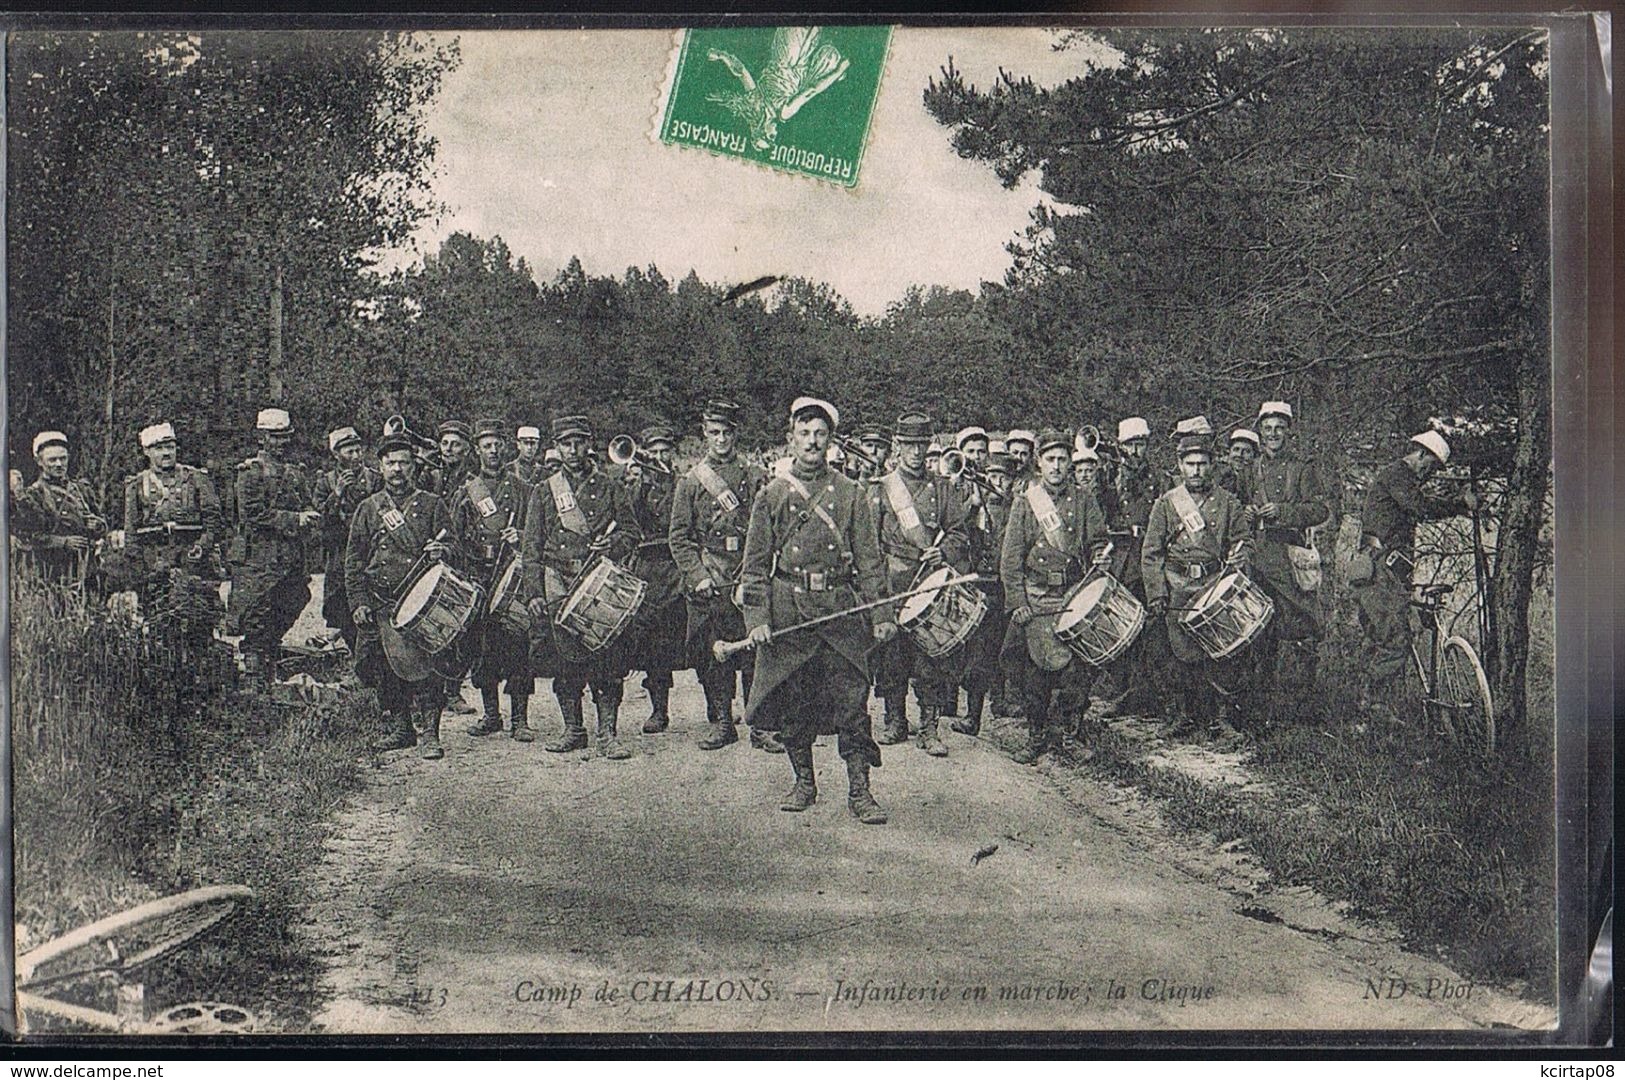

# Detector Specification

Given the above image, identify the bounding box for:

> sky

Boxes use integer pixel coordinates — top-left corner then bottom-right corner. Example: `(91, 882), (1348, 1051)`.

(398, 28), (1099, 315)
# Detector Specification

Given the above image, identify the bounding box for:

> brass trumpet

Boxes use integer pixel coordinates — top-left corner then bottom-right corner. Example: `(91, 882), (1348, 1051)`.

(939, 449), (1001, 492)
(831, 435), (885, 473)
(1078, 424), (1121, 462)
(383, 414), (443, 469)
(607, 434), (673, 475)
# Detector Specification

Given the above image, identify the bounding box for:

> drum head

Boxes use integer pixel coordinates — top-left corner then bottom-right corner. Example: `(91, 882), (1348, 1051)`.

(488, 560), (520, 613)
(394, 564), (444, 626)
(900, 567), (952, 623)
(1056, 577), (1108, 635)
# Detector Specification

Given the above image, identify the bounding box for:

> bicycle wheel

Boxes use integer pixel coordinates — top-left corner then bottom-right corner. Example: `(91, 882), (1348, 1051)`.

(1438, 636), (1496, 753)
(17, 885), (254, 991)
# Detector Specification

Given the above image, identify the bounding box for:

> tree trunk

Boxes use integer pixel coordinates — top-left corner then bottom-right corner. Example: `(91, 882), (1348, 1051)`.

(268, 264), (285, 404)
(98, 280), (118, 509)
(1487, 345), (1552, 755)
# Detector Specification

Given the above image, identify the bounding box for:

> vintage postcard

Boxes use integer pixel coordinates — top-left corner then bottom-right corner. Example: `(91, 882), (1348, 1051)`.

(4, 18), (1594, 1043)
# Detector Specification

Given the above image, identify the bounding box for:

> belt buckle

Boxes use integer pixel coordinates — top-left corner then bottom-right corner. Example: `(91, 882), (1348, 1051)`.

(1187, 563), (1206, 580)
(808, 570), (827, 592)
(725, 536), (740, 552)
(1046, 572), (1066, 587)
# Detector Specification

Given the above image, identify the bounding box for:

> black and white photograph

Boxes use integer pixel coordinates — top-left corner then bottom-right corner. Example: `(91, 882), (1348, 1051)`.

(2, 17), (1601, 1042)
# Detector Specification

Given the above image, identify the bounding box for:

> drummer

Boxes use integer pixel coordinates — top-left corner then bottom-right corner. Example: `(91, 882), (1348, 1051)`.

(622, 424), (688, 736)
(1096, 416), (1162, 718)
(999, 428), (1110, 764)
(868, 412), (972, 756)
(953, 449), (1014, 737)
(1140, 434), (1254, 746)
(522, 413), (643, 760)
(344, 432), (459, 759)
(451, 418), (535, 742)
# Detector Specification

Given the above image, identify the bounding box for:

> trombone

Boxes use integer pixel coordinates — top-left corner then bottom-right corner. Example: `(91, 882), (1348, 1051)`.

(383, 414), (443, 470)
(608, 434), (673, 475)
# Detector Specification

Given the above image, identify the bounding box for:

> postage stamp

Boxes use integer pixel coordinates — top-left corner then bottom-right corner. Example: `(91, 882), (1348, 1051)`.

(657, 25), (892, 187)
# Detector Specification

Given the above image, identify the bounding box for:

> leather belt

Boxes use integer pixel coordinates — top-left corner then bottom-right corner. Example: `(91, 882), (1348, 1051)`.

(775, 568), (851, 592)
(1182, 561), (1214, 580)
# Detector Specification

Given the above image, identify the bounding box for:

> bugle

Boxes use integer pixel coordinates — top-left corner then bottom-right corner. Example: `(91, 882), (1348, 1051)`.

(831, 435), (884, 473)
(383, 414), (443, 470)
(1077, 425), (1121, 462)
(939, 448), (1000, 492)
(607, 434), (673, 475)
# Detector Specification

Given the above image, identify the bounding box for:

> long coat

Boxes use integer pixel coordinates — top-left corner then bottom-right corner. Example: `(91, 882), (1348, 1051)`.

(739, 462), (887, 726)
(1248, 450), (1329, 642)
(667, 453), (766, 664)
(868, 468), (972, 691)
(1141, 482), (1253, 664)
(344, 486), (454, 686)
(998, 480), (1109, 673)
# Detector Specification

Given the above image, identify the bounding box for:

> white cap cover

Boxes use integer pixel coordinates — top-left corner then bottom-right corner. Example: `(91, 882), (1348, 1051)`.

(139, 423), (177, 449)
(1174, 415), (1214, 437)
(1258, 401), (1294, 422)
(988, 438), (1006, 456)
(1073, 446), (1099, 463)
(789, 396), (840, 430)
(516, 425), (542, 440)
(327, 426), (361, 453)
(955, 426), (988, 448)
(1229, 428), (1261, 447)
(1117, 417), (1150, 442)
(1411, 430), (1451, 463)
(1005, 429), (1036, 449)
(32, 430), (69, 455)
(256, 407), (292, 432)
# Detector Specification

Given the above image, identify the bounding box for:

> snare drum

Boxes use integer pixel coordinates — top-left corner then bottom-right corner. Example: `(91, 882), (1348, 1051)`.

(487, 557), (530, 636)
(1180, 571), (1275, 660)
(897, 567), (987, 658)
(554, 557), (647, 653)
(1053, 573), (1145, 666)
(393, 561), (481, 655)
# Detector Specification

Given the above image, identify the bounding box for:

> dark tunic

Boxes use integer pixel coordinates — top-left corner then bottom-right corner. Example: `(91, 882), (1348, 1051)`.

(230, 454), (314, 648)
(17, 475), (106, 582)
(313, 463), (382, 643)
(626, 468), (687, 674)
(668, 453), (767, 671)
(449, 469), (533, 687)
(961, 490), (1011, 687)
(1248, 449), (1329, 642)
(344, 486), (454, 689)
(1103, 457), (1159, 593)
(739, 460), (886, 758)
(1141, 482), (1253, 664)
(123, 465), (224, 635)
(999, 479), (1109, 674)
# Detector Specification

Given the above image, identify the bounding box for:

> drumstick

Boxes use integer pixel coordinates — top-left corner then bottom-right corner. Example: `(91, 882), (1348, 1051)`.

(712, 573), (982, 662)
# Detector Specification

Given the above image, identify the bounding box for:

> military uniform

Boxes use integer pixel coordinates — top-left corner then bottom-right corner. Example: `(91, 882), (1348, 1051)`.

(313, 440), (382, 651)
(17, 473), (105, 584)
(1097, 443), (1165, 714)
(230, 436), (316, 672)
(124, 460), (224, 645)
(521, 416), (642, 755)
(345, 475), (455, 753)
(1141, 459), (1254, 727)
(1248, 444), (1328, 680)
(740, 396), (890, 823)
(868, 414), (972, 753)
(450, 458), (534, 736)
(624, 428), (687, 733)
(998, 438), (1109, 761)
(953, 458), (1011, 735)
(509, 459), (542, 486)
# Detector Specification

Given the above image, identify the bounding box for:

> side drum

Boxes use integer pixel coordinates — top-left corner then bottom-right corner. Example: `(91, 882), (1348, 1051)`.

(1179, 570), (1274, 660)
(393, 561), (481, 655)
(1053, 573), (1145, 666)
(554, 557), (647, 653)
(897, 567), (987, 658)
(487, 557), (531, 636)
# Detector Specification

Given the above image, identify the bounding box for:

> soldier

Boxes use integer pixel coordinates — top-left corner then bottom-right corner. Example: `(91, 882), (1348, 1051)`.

(1218, 429), (1260, 504)
(953, 450), (1014, 737)
(511, 425), (544, 486)
(1245, 403), (1330, 695)
(924, 439), (945, 478)
(668, 400), (777, 751)
(523, 414), (643, 759)
(956, 426), (990, 470)
(313, 426), (381, 652)
(1096, 416), (1162, 717)
(231, 408), (318, 684)
(869, 412), (972, 755)
(623, 424), (687, 735)
(1350, 431), (1476, 716)
(1000, 429), (1110, 764)
(1005, 429), (1036, 493)
(15, 430), (107, 585)
(431, 420), (475, 498)
(452, 419), (535, 741)
(1073, 444), (1102, 499)
(345, 432), (458, 758)
(1141, 435), (1254, 743)
(739, 397), (892, 824)
(854, 423), (892, 480)
(123, 422), (224, 648)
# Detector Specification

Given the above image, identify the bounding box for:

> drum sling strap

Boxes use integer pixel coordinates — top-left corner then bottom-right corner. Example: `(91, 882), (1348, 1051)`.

(1168, 485), (1207, 537)
(547, 471), (591, 537)
(880, 472), (937, 553)
(691, 460), (740, 515)
(1024, 484), (1075, 557)
(463, 477), (507, 539)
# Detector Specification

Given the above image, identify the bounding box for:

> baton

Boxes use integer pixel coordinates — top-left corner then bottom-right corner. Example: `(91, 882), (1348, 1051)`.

(712, 572), (983, 662)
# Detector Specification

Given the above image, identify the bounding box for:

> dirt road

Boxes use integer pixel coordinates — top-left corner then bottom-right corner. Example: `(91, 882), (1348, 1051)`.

(295, 665), (1552, 1036)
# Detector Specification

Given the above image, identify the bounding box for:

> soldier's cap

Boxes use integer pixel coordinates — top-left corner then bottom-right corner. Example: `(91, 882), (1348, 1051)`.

(1174, 415), (1214, 438)
(139, 423), (176, 449)
(1036, 429), (1073, 456)
(1177, 435), (1213, 460)
(789, 396), (838, 430)
(855, 423), (890, 446)
(894, 413), (934, 443)
(1117, 417), (1151, 443)
(33, 430), (69, 455)
(701, 399), (740, 426)
(474, 418), (507, 443)
(1073, 446), (1100, 464)
(988, 437), (1007, 456)
(1258, 400), (1294, 423)
(327, 426), (362, 454)
(1005, 429), (1037, 450)
(516, 425), (542, 441)
(378, 432), (416, 458)
(1411, 430), (1450, 464)
(1229, 428), (1261, 448)
(256, 407), (293, 433)
(551, 414), (592, 440)
(438, 419), (474, 442)
(639, 424), (677, 449)
(956, 425), (989, 449)
(985, 452), (1012, 474)
(544, 447), (562, 463)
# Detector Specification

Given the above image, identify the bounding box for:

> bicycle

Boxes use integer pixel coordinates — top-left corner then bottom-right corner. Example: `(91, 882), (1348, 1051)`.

(1408, 581), (1496, 753)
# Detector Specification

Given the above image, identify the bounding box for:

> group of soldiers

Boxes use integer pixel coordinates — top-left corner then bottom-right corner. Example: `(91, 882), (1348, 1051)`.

(11, 394), (1475, 825)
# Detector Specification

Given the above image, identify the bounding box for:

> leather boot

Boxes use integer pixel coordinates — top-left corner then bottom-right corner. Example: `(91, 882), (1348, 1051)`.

(779, 744), (817, 812)
(751, 727), (786, 753)
(509, 694), (534, 742)
(596, 698), (632, 760)
(845, 756), (888, 825)
(642, 680), (671, 734)
(697, 693), (738, 749)
(877, 696), (908, 744)
(1010, 716), (1046, 765)
(546, 694), (589, 753)
(916, 703), (948, 756)
(371, 711), (416, 752)
(952, 689), (985, 736)
(418, 707), (444, 760)
(468, 687), (504, 736)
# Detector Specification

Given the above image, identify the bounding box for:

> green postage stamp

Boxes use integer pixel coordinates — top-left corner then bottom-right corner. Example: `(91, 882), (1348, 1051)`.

(657, 26), (893, 188)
